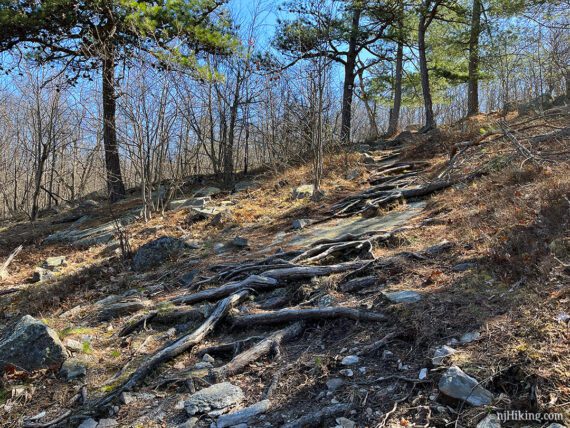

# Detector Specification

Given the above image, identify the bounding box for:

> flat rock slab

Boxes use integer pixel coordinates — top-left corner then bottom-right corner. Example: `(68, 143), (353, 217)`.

(438, 366), (494, 406)
(193, 187), (221, 198)
(287, 201), (425, 248)
(383, 290), (422, 304)
(185, 382), (244, 416)
(0, 315), (67, 372)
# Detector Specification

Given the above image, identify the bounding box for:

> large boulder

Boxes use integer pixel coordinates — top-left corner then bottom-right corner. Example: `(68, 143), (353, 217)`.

(0, 315), (67, 372)
(132, 237), (191, 272)
(193, 187), (221, 198)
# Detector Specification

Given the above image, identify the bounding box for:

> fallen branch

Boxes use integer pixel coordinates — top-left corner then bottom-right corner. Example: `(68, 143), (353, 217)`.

(231, 306), (386, 328)
(96, 290), (249, 408)
(1, 245), (23, 279)
(22, 410), (72, 428)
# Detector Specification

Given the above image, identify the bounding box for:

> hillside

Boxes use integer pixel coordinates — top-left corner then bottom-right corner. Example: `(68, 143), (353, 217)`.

(0, 109), (569, 428)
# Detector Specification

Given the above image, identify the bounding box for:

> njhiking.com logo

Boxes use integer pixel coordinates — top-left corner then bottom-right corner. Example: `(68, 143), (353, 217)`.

(496, 410), (564, 423)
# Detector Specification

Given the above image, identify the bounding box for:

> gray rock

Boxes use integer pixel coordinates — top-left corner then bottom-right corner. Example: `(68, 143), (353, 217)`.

(291, 184), (314, 199)
(477, 414), (501, 428)
(185, 382), (244, 416)
(438, 366), (494, 406)
(336, 417), (356, 428)
(42, 256), (67, 270)
(178, 418), (199, 428)
(179, 270), (199, 287)
(213, 243), (228, 254)
(383, 290), (422, 304)
(546, 424), (566, 428)
(203, 353), (215, 364)
(292, 219), (312, 230)
(97, 419), (118, 428)
(425, 240), (453, 256)
(339, 369), (353, 377)
(132, 237), (191, 272)
(232, 236), (249, 248)
(194, 361), (213, 370)
(0, 315), (67, 372)
(459, 331), (481, 344)
(60, 358), (86, 380)
(432, 345), (457, 366)
(361, 153), (376, 164)
(78, 418), (98, 428)
(98, 300), (147, 321)
(31, 267), (55, 283)
(233, 180), (257, 193)
(120, 392), (155, 405)
(341, 355), (359, 365)
(169, 197), (211, 211)
(326, 378), (344, 391)
(194, 187), (221, 198)
(215, 399), (271, 428)
(345, 169), (360, 180)
(64, 339), (84, 352)
(452, 262), (477, 272)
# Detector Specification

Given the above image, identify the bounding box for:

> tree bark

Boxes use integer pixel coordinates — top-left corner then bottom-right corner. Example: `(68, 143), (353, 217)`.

(387, 2), (405, 136)
(340, 6), (362, 145)
(102, 44), (126, 202)
(418, 10), (436, 131)
(467, 0), (482, 116)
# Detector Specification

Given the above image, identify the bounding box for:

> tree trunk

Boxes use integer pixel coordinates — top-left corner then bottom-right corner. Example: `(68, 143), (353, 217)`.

(418, 14), (436, 131)
(467, 0), (481, 116)
(340, 7), (362, 145)
(102, 45), (126, 202)
(387, 39), (404, 136)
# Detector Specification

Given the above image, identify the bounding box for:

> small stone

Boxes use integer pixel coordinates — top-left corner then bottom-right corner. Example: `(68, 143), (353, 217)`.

(331, 398), (339, 404)
(477, 414), (501, 428)
(194, 361), (213, 370)
(336, 417), (356, 428)
(43, 256), (67, 270)
(97, 419), (118, 428)
(459, 331), (481, 344)
(203, 353), (215, 364)
(178, 417), (198, 428)
(31, 267), (55, 283)
(64, 338), (84, 352)
(326, 378), (344, 391)
(432, 345), (457, 366)
(419, 368), (428, 380)
(438, 366), (494, 406)
(383, 290), (422, 304)
(291, 184), (314, 199)
(213, 243), (227, 254)
(359, 367), (367, 374)
(345, 169), (360, 180)
(193, 187), (221, 198)
(232, 236), (249, 248)
(60, 358), (86, 380)
(339, 369), (353, 377)
(341, 355), (359, 365)
(120, 392), (155, 405)
(292, 219), (312, 230)
(382, 350), (395, 360)
(78, 418), (98, 428)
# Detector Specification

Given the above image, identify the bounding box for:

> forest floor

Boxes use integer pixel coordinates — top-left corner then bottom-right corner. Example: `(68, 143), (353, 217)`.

(0, 108), (568, 428)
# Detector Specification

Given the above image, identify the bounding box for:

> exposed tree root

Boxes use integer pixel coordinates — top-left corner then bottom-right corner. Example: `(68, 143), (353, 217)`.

(212, 322), (304, 380)
(95, 290), (249, 409)
(282, 404), (351, 428)
(231, 306), (386, 328)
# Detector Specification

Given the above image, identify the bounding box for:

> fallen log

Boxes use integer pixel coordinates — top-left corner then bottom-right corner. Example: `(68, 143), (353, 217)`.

(96, 290), (249, 408)
(231, 306), (386, 328)
(261, 261), (369, 281)
(197, 336), (265, 358)
(340, 275), (378, 292)
(282, 404), (351, 428)
(213, 322), (304, 380)
(292, 240), (372, 264)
